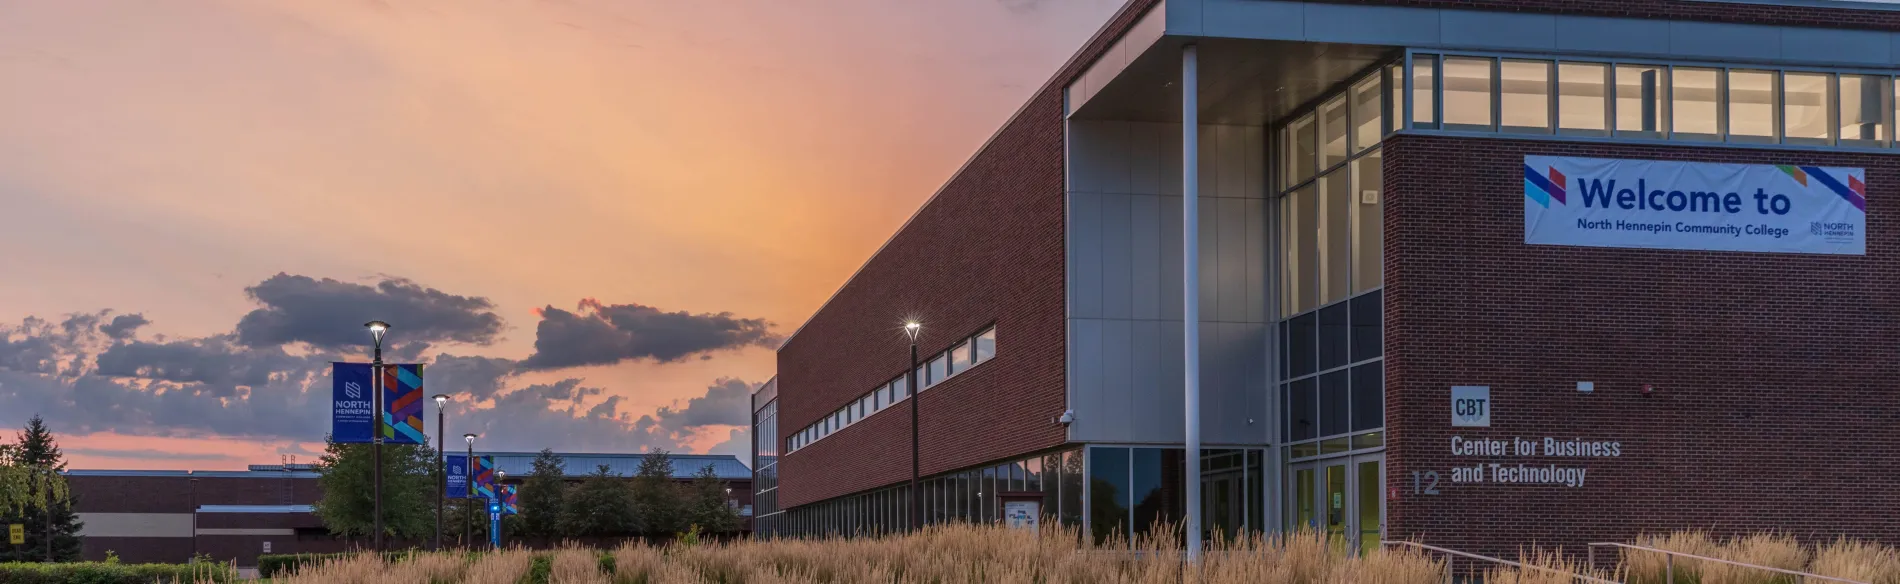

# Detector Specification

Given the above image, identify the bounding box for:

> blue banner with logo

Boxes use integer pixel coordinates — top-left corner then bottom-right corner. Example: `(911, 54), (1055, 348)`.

(331, 363), (376, 444)
(446, 454), (471, 498)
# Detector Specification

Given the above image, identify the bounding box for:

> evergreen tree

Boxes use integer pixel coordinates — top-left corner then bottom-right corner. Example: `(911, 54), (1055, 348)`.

(682, 464), (740, 534)
(310, 437), (438, 541)
(516, 449), (567, 538)
(559, 465), (638, 536)
(629, 450), (683, 536)
(0, 416), (82, 562)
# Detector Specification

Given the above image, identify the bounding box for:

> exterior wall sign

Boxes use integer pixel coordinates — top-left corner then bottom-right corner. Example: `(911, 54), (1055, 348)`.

(1004, 500), (1040, 530)
(1525, 155), (1865, 255)
(1451, 386), (1490, 427)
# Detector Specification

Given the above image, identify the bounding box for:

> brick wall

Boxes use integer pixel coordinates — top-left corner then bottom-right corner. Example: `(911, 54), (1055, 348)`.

(1383, 133), (1900, 557)
(773, 0), (1165, 511)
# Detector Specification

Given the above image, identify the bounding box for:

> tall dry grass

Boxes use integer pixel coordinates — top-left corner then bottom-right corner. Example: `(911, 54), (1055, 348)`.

(258, 524), (1900, 584)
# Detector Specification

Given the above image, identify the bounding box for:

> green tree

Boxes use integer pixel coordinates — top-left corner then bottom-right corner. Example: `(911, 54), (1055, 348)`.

(559, 465), (638, 536)
(629, 450), (683, 536)
(0, 416), (81, 562)
(516, 449), (567, 538)
(310, 437), (438, 541)
(682, 464), (740, 534)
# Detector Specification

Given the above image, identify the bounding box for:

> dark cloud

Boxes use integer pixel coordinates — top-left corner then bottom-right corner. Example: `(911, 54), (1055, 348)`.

(997, 0), (1047, 13)
(425, 354), (518, 401)
(653, 377), (752, 429)
(517, 299), (778, 370)
(99, 313), (149, 340)
(233, 273), (505, 351)
(94, 335), (317, 396)
(0, 313), (105, 375)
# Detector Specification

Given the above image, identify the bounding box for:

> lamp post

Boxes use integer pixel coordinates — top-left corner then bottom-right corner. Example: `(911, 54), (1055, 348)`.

(432, 394), (449, 551)
(493, 470), (507, 550)
(463, 433), (477, 548)
(903, 321), (921, 532)
(364, 320), (390, 552)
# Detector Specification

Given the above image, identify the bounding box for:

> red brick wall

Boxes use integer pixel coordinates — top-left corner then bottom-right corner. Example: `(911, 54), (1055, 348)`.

(1382, 133), (1900, 557)
(773, 0), (1165, 510)
(1326, 0), (1900, 31)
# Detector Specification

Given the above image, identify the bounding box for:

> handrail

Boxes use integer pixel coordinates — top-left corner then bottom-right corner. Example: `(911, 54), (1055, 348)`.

(1386, 541), (1620, 584)
(1587, 542), (1871, 584)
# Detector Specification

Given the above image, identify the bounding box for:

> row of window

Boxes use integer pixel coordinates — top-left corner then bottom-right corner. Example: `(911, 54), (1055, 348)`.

(1410, 53), (1900, 147)
(786, 327), (998, 454)
(766, 448), (1085, 538)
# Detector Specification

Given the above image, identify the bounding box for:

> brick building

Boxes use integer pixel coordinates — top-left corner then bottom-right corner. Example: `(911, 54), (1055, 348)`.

(758, 0), (1900, 557)
(66, 453), (750, 567)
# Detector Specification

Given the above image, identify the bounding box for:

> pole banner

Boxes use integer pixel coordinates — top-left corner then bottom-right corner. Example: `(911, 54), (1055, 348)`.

(446, 455), (470, 498)
(382, 364), (427, 445)
(331, 363), (376, 444)
(502, 485), (518, 515)
(1525, 155), (1865, 255)
(474, 455), (496, 500)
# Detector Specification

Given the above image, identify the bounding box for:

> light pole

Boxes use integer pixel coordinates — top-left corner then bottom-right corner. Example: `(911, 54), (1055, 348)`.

(903, 321), (921, 532)
(463, 433), (477, 548)
(364, 320), (390, 552)
(493, 470), (507, 549)
(432, 394), (449, 551)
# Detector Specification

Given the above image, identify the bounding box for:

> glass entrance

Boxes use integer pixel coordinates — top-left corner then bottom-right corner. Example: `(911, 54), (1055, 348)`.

(1286, 453), (1382, 555)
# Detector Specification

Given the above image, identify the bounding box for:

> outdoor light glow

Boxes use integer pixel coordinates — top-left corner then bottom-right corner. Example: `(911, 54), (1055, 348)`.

(903, 320), (922, 340)
(463, 433), (477, 445)
(433, 394), (449, 406)
(364, 320), (391, 347)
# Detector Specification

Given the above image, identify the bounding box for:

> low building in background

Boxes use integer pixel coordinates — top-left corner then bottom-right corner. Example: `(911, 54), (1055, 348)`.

(64, 452), (751, 567)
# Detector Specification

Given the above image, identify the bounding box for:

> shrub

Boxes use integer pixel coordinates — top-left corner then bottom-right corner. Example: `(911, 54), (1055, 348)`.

(0, 561), (236, 584)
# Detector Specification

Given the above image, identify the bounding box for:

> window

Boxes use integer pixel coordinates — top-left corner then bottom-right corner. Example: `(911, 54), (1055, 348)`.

(1729, 70), (1778, 143)
(1319, 170), (1351, 305)
(927, 354), (948, 387)
(1616, 64), (1666, 138)
(1785, 72), (1834, 145)
(1321, 95), (1349, 169)
(950, 341), (972, 374)
(1281, 185), (1317, 316)
(872, 389), (881, 410)
(1285, 113), (1316, 187)
(1500, 59), (1552, 133)
(1672, 67), (1721, 141)
(1442, 57), (1494, 131)
(974, 328), (996, 363)
(1412, 54), (1438, 129)
(1318, 303), (1348, 371)
(1558, 62), (1609, 136)
(893, 377), (908, 399)
(1840, 74), (1889, 147)
(1350, 150), (1382, 294)
(1352, 75), (1382, 152)
(1352, 363), (1384, 433)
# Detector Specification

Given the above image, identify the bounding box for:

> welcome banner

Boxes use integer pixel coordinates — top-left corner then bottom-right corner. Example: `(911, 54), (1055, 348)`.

(1525, 155), (1865, 255)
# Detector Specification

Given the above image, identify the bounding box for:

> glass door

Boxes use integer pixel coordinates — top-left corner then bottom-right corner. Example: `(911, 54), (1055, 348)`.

(1285, 454), (1383, 555)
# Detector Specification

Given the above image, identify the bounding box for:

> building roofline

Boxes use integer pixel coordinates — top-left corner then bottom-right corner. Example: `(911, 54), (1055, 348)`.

(776, 0), (1154, 348)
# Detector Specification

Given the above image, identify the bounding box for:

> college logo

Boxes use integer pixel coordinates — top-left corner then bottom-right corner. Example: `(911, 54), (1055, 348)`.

(1524, 164), (1568, 207)
(1451, 386), (1491, 427)
(344, 381), (362, 400)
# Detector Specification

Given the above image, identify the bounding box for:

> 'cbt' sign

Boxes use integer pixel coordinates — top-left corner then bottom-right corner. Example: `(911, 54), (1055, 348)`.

(1451, 386), (1490, 427)
(1525, 155), (1864, 255)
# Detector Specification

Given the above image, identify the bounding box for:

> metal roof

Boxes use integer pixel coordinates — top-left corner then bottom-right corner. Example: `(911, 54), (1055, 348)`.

(483, 452), (751, 481)
(64, 469), (321, 479)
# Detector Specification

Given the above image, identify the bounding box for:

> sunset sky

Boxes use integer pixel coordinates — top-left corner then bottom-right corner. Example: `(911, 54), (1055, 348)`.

(0, 0), (1121, 470)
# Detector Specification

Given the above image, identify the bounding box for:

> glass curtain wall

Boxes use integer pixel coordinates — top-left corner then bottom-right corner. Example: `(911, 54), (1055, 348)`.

(1277, 61), (1391, 540)
(777, 447), (1084, 538)
(751, 399), (781, 537)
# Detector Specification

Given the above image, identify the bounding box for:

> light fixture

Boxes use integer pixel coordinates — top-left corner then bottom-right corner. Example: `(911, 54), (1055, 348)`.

(364, 320), (391, 349)
(463, 433), (477, 445)
(433, 394), (450, 406)
(903, 321), (922, 341)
